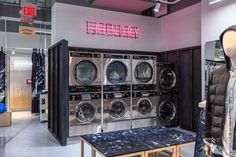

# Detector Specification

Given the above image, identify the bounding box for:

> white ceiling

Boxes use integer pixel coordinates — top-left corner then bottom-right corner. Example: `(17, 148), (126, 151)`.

(92, 0), (156, 13)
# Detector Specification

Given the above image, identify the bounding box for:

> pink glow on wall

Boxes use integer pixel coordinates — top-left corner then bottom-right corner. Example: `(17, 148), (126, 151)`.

(87, 21), (139, 39)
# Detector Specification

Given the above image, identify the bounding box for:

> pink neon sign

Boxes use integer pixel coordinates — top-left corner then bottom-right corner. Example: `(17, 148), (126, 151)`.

(87, 21), (139, 39)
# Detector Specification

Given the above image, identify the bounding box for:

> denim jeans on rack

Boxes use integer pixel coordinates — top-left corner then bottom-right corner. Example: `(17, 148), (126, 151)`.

(211, 153), (223, 157)
(194, 108), (207, 157)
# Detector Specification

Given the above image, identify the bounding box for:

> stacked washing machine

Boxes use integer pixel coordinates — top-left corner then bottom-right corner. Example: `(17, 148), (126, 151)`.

(131, 55), (158, 128)
(69, 51), (102, 136)
(102, 53), (132, 132)
(68, 51), (179, 135)
(156, 63), (178, 126)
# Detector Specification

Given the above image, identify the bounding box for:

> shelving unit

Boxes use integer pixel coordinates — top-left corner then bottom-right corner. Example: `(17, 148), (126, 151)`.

(39, 93), (48, 122)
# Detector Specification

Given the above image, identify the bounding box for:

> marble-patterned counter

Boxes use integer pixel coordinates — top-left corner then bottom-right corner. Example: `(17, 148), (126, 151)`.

(81, 126), (195, 157)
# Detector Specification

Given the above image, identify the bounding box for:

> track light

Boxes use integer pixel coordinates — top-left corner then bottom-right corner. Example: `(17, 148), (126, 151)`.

(11, 48), (15, 55)
(209, 0), (222, 5)
(154, 2), (161, 12)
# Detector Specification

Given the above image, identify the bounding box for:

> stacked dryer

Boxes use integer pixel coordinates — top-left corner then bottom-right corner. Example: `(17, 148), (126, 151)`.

(156, 63), (178, 126)
(131, 55), (158, 127)
(69, 51), (102, 135)
(102, 54), (131, 125)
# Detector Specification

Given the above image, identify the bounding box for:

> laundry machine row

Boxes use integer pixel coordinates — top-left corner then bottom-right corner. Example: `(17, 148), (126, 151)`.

(68, 52), (133, 135)
(68, 51), (178, 135)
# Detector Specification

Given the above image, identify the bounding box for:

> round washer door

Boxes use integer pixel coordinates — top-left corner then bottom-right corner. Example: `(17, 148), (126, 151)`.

(135, 62), (153, 84)
(74, 60), (97, 85)
(158, 101), (176, 122)
(106, 61), (127, 84)
(159, 68), (176, 89)
(108, 100), (127, 119)
(75, 102), (97, 123)
(137, 98), (153, 117)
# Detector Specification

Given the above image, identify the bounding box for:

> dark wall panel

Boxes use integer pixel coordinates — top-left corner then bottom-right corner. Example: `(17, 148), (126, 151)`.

(178, 49), (193, 130)
(192, 47), (202, 130)
(48, 40), (69, 146)
(160, 46), (202, 131)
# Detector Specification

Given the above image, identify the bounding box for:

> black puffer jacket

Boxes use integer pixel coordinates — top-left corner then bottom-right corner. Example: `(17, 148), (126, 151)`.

(205, 25), (236, 149)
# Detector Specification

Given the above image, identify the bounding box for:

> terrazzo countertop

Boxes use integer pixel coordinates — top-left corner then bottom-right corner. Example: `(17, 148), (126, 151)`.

(81, 126), (196, 157)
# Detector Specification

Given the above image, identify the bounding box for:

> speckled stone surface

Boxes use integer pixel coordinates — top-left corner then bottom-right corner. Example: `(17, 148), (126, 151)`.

(81, 126), (196, 157)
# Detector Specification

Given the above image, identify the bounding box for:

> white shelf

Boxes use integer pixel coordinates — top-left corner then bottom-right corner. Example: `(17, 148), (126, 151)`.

(39, 93), (48, 122)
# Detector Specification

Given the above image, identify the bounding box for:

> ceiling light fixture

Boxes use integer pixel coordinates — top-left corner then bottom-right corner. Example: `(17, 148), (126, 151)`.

(11, 48), (15, 55)
(154, 2), (161, 12)
(155, 0), (181, 4)
(209, 0), (222, 5)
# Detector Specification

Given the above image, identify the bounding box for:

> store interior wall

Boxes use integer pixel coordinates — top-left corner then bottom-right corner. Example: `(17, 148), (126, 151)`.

(0, 32), (51, 51)
(201, 0), (236, 99)
(0, 18), (51, 110)
(51, 3), (161, 52)
(52, 2), (201, 53)
(158, 3), (201, 52)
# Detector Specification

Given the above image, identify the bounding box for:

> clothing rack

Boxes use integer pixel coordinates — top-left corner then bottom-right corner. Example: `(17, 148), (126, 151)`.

(31, 49), (46, 114)
(0, 47), (7, 111)
(5, 47), (47, 55)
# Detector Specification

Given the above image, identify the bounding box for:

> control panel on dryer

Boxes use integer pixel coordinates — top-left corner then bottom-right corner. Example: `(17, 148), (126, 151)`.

(103, 85), (131, 92)
(104, 92), (130, 99)
(69, 93), (101, 101)
(69, 85), (101, 93)
(132, 91), (157, 98)
(132, 84), (157, 91)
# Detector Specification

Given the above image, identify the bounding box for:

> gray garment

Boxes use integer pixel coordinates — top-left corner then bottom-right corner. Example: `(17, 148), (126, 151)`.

(210, 70), (236, 156)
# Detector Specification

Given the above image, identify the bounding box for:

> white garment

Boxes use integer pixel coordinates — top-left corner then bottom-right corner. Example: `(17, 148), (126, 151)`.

(222, 113), (230, 157)
(222, 70), (236, 157)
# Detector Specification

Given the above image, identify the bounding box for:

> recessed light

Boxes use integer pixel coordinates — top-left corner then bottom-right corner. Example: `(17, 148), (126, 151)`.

(209, 0), (223, 5)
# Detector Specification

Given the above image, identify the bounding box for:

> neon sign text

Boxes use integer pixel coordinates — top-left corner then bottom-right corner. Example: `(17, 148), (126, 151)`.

(87, 21), (139, 39)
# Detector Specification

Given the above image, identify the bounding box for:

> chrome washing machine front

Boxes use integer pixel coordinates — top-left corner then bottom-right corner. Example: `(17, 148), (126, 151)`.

(157, 63), (178, 94)
(69, 51), (102, 93)
(69, 93), (101, 124)
(132, 55), (157, 90)
(69, 92), (102, 136)
(132, 91), (158, 120)
(103, 92), (131, 123)
(103, 54), (131, 87)
(157, 95), (178, 126)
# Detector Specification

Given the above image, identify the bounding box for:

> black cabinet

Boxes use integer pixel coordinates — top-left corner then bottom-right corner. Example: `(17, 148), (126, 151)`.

(48, 40), (69, 146)
(160, 46), (202, 131)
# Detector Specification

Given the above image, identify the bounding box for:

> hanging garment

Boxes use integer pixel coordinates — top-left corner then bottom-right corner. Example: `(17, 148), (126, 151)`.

(0, 47), (6, 105)
(31, 49), (46, 114)
(194, 109), (207, 157)
(31, 49), (39, 114)
(37, 49), (46, 93)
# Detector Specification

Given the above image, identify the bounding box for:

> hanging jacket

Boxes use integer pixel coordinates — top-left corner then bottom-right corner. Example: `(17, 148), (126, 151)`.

(205, 25), (236, 149)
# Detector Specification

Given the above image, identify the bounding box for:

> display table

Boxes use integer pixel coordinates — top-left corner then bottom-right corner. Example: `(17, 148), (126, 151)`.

(81, 126), (195, 157)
